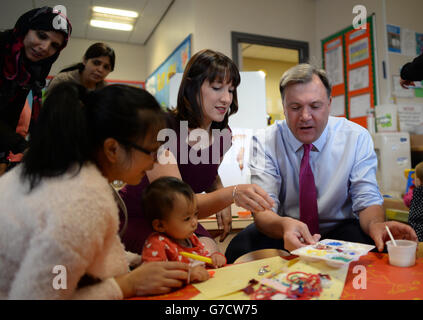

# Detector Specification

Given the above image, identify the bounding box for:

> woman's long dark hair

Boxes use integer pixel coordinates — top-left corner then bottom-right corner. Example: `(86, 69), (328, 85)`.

(21, 82), (165, 190)
(175, 49), (240, 130)
(60, 42), (115, 73)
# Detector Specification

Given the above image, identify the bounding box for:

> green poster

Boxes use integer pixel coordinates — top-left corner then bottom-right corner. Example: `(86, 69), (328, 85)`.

(415, 88), (423, 98)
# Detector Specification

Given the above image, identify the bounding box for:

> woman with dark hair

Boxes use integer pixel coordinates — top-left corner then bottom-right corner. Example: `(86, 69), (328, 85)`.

(46, 42), (115, 93)
(0, 83), (189, 299)
(0, 6), (71, 174)
(119, 49), (274, 255)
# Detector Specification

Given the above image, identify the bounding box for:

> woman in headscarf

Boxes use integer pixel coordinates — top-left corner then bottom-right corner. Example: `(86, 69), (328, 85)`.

(0, 7), (71, 174)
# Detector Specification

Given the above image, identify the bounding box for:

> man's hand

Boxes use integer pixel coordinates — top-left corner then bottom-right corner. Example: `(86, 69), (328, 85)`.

(369, 220), (418, 252)
(280, 217), (321, 252)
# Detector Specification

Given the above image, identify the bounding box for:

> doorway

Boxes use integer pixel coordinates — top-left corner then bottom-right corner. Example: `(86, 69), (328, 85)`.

(232, 32), (309, 124)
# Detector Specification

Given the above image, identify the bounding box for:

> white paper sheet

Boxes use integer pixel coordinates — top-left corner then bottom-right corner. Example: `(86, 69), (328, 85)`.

(349, 93), (371, 118)
(325, 40), (344, 86)
(330, 95), (345, 116)
(349, 65), (369, 91)
(401, 28), (417, 57)
(398, 103), (423, 133)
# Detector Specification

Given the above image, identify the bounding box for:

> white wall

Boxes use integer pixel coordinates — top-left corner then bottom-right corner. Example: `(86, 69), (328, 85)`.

(50, 37), (146, 82)
(144, 0), (316, 76)
(144, 0), (195, 76)
(193, 0), (316, 61)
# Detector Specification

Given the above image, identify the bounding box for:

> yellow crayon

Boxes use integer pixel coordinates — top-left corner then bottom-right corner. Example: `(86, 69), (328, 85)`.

(180, 251), (213, 264)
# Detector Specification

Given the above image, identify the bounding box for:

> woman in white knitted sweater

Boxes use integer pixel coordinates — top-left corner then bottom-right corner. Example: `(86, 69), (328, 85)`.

(0, 83), (189, 299)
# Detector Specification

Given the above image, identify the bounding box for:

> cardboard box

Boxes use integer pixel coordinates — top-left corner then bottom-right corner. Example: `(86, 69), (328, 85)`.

(410, 134), (423, 152)
(383, 198), (409, 223)
(382, 198), (409, 212)
(385, 209), (409, 223)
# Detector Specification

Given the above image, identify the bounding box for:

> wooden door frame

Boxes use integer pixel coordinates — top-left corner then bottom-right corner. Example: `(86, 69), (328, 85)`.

(231, 31), (309, 67)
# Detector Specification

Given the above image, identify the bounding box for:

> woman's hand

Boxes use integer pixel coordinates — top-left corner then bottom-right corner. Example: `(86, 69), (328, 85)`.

(189, 265), (210, 283)
(400, 78), (415, 89)
(115, 261), (189, 298)
(216, 206), (232, 242)
(233, 184), (275, 212)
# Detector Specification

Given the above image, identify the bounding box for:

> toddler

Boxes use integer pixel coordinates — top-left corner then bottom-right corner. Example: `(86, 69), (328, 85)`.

(141, 177), (226, 283)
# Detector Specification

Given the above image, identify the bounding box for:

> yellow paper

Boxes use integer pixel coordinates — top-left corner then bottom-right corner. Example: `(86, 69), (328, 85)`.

(192, 256), (288, 299)
(192, 256), (349, 300)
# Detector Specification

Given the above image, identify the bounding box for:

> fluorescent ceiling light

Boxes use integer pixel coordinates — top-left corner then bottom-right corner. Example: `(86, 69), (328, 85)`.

(93, 6), (138, 18)
(90, 19), (133, 31)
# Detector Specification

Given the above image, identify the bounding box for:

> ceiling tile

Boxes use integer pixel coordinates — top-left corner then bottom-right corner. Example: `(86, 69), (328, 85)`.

(1, 0), (171, 45)
(129, 0), (173, 44)
(0, 2), (35, 30)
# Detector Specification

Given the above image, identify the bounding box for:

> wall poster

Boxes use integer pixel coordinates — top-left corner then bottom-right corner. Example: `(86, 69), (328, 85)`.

(145, 34), (191, 108)
(322, 15), (377, 129)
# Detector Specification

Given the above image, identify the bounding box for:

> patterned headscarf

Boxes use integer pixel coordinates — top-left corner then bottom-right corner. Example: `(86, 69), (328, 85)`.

(1, 6), (72, 124)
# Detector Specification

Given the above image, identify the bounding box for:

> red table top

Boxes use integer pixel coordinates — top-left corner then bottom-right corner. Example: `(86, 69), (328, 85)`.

(130, 252), (423, 300)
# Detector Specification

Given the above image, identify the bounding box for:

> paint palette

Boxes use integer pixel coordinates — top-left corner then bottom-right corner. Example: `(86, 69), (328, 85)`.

(290, 239), (374, 268)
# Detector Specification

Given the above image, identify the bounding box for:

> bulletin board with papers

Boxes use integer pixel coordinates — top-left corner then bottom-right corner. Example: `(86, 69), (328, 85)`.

(322, 16), (377, 129)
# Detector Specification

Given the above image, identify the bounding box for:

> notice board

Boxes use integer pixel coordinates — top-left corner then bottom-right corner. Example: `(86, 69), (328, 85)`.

(322, 15), (377, 129)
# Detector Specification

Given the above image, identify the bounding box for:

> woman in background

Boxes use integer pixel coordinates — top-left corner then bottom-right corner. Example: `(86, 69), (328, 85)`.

(0, 7), (71, 174)
(46, 42), (114, 94)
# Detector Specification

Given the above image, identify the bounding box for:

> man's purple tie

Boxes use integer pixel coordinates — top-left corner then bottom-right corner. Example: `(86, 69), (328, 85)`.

(299, 144), (319, 235)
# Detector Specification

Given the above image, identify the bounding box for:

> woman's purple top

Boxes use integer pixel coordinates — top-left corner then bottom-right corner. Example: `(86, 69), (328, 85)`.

(119, 114), (232, 254)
